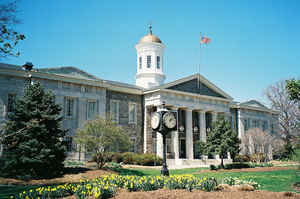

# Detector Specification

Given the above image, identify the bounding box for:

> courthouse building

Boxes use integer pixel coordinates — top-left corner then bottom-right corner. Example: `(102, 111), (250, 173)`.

(0, 27), (278, 166)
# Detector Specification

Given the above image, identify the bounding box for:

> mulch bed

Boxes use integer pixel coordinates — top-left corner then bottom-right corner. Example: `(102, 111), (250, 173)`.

(111, 189), (300, 199)
(0, 168), (116, 186)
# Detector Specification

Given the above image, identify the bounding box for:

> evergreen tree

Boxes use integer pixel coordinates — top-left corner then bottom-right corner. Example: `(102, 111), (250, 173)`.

(204, 115), (240, 168)
(0, 82), (67, 179)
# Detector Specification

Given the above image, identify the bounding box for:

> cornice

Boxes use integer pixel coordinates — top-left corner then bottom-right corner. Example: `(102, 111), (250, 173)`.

(231, 104), (279, 115)
(0, 68), (143, 95)
(143, 88), (232, 103)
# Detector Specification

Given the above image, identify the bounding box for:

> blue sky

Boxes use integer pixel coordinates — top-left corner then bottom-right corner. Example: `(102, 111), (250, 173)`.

(3, 0), (300, 105)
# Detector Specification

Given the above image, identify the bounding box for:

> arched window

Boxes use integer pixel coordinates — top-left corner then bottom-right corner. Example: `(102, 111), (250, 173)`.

(147, 55), (151, 68)
(156, 56), (160, 69)
(139, 57), (142, 69)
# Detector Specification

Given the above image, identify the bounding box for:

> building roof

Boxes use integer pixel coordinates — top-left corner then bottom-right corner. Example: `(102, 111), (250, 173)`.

(230, 99), (279, 114)
(38, 66), (101, 81)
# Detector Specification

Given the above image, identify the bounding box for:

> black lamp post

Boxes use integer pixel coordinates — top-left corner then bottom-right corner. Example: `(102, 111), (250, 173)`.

(151, 101), (177, 176)
(22, 62), (33, 85)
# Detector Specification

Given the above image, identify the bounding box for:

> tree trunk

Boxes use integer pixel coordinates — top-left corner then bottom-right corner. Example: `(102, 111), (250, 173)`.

(220, 157), (224, 169)
(96, 154), (101, 169)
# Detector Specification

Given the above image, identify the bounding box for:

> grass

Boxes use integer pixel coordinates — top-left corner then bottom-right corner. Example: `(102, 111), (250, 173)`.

(0, 166), (298, 198)
(195, 169), (297, 192)
(110, 167), (207, 176)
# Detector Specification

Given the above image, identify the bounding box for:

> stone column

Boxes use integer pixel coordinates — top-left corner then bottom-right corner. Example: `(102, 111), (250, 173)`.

(237, 109), (246, 154)
(156, 132), (163, 158)
(143, 106), (149, 153)
(186, 109), (193, 160)
(267, 144), (273, 161)
(212, 112), (217, 122)
(199, 111), (206, 143)
(237, 109), (244, 139)
(199, 111), (207, 159)
(171, 130), (179, 160)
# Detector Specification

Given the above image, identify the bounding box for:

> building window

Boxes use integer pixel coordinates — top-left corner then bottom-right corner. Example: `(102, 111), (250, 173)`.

(65, 97), (74, 117)
(129, 103), (137, 124)
(110, 100), (119, 123)
(262, 121), (268, 131)
(63, 82), (71, 89)
(88, 101), (96, 119)
(139, 57), (142, 69)
(156, 56), (160, 69)
(81, 86), (91, 93)
(7, 94), (16, 112)
(147, 55), (151, 68)
(244, 119), (250, 131)
(253, 120), (260, 128)
(64, 137), (73, 152)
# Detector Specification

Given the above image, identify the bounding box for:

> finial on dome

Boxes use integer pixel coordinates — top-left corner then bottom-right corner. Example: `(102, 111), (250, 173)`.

(149, 23), (152, 35)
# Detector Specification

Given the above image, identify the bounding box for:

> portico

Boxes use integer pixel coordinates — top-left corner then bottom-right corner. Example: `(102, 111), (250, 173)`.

(142, 74), (235, 166)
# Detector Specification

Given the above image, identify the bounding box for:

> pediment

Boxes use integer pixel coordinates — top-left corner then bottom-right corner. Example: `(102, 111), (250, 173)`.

(157, 74), (232, 100)
(38, 67), (101, 80)
(239, 100), (268, 109)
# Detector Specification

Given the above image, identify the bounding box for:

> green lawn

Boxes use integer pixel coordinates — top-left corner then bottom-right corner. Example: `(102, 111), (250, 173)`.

(112, 167), (299, 192)
(0, 167), (298, 199)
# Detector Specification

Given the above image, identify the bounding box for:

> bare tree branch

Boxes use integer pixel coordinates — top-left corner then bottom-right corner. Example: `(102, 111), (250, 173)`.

(265, 80), (300, 145)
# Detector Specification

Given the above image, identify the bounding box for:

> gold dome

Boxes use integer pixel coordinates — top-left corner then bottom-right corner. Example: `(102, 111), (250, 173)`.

(139, 25), (162, 44)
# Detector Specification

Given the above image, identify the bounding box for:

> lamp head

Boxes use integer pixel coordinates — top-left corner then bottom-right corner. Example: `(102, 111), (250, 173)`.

(22, 62), (33, 71)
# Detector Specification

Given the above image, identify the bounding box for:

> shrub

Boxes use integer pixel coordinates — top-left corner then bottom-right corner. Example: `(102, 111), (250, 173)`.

(64, 160), (84, 167)
(111, 152), (123, 163)
(233, 154), (250, 162)
(136, 153), (162, 166)
(224, 163), (251, 169)
(250, 153), (266, 163)
(90, 152), (163, 166)
(210, 164), (218, 170)
(107, 162), (121, 169)
(223, 177), (260, 190)
(249, 162), (273, 168)
(122, 152), (135, 164)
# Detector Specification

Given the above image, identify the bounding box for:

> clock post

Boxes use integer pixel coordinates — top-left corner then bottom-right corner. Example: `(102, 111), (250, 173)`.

(161, 132), (169, 176)
(151, 101), (177, 176)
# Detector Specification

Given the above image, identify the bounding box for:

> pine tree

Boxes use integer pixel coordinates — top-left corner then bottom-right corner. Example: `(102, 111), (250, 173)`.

(0, 82), (67, 179)
(205, 115), (240, 168)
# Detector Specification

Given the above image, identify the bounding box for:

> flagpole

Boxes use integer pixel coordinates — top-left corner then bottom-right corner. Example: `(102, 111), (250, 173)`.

(198, 32), (202, 94)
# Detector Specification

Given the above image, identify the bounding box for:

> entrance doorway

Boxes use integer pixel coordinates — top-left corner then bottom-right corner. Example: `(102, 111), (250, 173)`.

(179, 139), (186, 159)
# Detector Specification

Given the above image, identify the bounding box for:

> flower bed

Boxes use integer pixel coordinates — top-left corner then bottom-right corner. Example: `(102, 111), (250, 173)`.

(12, 175), (260, 199)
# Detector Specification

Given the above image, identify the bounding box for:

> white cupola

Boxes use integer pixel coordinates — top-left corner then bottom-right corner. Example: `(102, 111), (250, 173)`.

(135, 25), (166, 89)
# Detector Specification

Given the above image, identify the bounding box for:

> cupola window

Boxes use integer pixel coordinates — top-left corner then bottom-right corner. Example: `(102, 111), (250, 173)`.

(147, 55), (151, 68)
(156, 56), (160, 69)
(139, 57), (142, 69)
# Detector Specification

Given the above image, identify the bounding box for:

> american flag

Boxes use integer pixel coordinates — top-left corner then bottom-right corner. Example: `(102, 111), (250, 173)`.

(200, 36), (211, 44)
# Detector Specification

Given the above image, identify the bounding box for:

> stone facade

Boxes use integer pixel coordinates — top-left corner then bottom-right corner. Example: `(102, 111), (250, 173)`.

(0, 63), (279, 166)
(106, 90), (143, 153)
(0, 66), (108, 160)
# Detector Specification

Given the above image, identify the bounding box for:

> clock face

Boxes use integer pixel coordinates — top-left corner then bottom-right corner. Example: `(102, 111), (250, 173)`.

(163, 112), (177, 129)
(151, 112), (160, 130)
